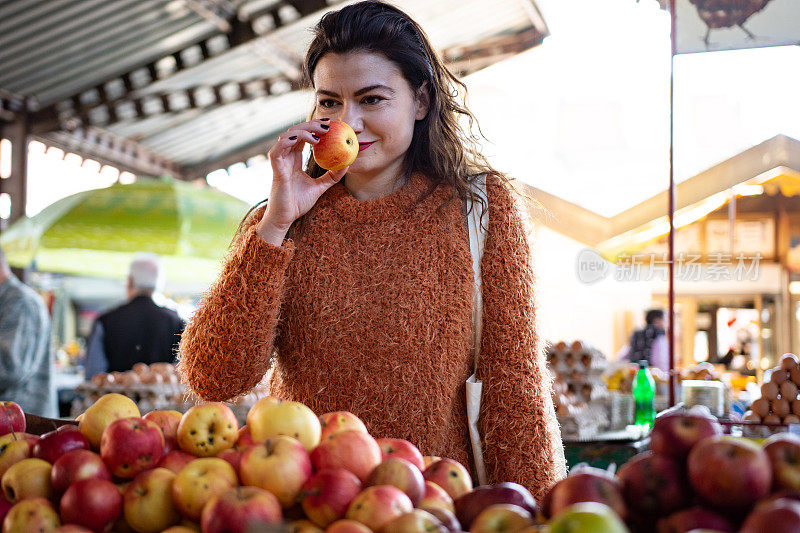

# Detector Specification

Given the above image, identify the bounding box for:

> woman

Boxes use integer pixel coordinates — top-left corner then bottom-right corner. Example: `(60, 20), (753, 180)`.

(178, 0), (565, 498)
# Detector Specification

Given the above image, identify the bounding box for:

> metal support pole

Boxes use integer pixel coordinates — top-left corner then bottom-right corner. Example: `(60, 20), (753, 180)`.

(668, 0), (678, 407)
(0, 113), (28, 233)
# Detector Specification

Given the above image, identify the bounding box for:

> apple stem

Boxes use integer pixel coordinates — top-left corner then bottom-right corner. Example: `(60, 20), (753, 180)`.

(1, 406), (17, 441)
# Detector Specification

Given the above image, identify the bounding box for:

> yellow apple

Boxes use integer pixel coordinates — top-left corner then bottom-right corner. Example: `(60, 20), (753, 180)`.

(239, 436), (312, 508)
(123, 467), (181, 533)
(312, 120), (358, 171)
(1, 458), (53, 503)
(0, 440), (31, 479)
(176, 403), (238, 457)
(1, 498), (60, 532)
(288, 519), (325, 532)
(79, 393), (140, 449)
(171, 458), (237, 521)
(247, 397), (321, 452)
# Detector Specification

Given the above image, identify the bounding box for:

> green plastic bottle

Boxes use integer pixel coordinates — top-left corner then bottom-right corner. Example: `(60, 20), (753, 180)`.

(632, 360), (656, 429)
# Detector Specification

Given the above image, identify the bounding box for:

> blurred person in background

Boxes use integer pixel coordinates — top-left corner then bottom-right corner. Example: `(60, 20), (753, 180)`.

(0, 246), (56, 417)
(85, 253), (185, 378)
(619, 308), (669, 372)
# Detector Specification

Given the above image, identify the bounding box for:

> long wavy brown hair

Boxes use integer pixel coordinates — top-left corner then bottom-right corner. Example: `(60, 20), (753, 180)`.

(239, 0), (519, 236)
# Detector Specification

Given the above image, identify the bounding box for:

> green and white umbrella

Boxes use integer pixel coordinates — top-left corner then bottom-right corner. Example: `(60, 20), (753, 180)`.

(0, 177), (251, 283)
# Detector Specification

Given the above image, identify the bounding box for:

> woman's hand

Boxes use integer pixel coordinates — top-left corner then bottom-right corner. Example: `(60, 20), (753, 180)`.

(256, 119), (348, 245)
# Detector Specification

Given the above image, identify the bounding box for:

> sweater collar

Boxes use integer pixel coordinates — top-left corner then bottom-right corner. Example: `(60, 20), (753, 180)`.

(323, 173), (434, 224)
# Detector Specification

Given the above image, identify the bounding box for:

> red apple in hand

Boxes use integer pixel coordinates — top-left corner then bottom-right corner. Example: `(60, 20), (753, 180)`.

(0, 402), (25, 437)
(100, 417), (164, 479)
(319, 412), (368, 441)
(366, 457), (425, 506)
(311, 429), (382, 483)
(51, 449), (111, 493)
(300, 468), (362, 527)
(312, 120), (358, 171)
(345, 485), (413, 532)
(201, 486), (282, 533)
(688, 436), (771, 510)
(33, 425), (90, 464)
(60, 479), (122, 533)
(650, 411), (722, 460)
(764, 433), (800, 491)
(422, 458), (473, 500)
(377, 438), (425, 470)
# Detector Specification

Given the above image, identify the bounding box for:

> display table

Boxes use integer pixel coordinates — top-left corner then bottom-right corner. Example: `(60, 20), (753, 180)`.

(562, 426), (650, 471)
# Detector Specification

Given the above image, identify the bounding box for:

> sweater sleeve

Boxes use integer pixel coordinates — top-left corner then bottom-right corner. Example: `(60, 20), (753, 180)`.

(477, 176), (567, 502)
(177, 205), (295, 401)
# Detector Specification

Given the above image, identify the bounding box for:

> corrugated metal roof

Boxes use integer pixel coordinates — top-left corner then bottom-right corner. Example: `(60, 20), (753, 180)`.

(0, 0), (548, 177)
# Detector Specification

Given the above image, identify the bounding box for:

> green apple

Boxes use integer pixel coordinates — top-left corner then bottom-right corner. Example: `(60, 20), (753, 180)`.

(548, 502), (628, 533)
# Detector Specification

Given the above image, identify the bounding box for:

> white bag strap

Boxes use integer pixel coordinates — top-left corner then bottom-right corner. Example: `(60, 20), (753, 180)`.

(466, 174), (488, 375)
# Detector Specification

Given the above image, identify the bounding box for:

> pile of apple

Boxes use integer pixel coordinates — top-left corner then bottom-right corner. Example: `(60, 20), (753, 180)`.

(1, 394), (561, 533)
(541, 404), (800, 532)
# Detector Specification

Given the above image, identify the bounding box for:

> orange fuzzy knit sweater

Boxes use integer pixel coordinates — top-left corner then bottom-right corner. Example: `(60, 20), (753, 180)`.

(177, 173), (566, 501)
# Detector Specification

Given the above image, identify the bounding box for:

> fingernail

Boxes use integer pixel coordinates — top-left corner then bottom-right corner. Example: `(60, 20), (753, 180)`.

(321, 124), (329, 130)
(320, 118), (330, 121)
(289, 135), (297, 140)
(312, 134), (320, 140)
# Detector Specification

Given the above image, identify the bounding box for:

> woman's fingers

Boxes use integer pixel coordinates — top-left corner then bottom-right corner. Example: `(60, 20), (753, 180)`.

(286, 118), (331, 136)
(314, 167), (348, 190)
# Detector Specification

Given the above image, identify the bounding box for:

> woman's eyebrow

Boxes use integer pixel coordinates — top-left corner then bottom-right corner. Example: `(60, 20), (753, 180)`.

(316, 84), (396, 98)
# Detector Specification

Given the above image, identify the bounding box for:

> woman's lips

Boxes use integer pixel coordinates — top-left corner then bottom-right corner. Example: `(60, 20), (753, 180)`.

(358, 141), (375, 152)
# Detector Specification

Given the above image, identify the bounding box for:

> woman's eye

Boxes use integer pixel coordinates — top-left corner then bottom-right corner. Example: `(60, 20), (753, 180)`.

(318, 99), (337, 108)
(362, 96), (383, 105)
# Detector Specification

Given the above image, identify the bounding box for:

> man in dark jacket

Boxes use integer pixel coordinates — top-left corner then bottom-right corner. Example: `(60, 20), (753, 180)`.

(85, 254), (185, 378)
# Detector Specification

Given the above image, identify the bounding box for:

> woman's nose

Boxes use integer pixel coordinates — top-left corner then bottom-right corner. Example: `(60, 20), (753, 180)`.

(339, 103), (364, 134)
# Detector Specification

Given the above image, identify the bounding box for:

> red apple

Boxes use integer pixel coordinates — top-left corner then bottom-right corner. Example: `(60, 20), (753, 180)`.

(312, 120), (358, 171)
(650, 411), (722, 460)
(239, 436), (313, 508)
(741, 498), (800, 533)
(0, 494), (12, 525)
(176, 403), (238, 457)
(421, 507), (461, 532)
(78, 393), (140, 450)
(311, 429), (382, 483)
(217, 446), (247, 477)
(143, 410), (182, 454)
(319, 412), (368, 441)
(764, 433), (800, 491)
(156, 450), (195, 474)
(617, 451), (690, 517)
(236, 426), (258, 448)
(51, 449), (111, 493)
(2, 498), (60, 532)
(469, 504), (533, 533)
(54, 526), (93, 532)
(419, 481), (455, 513)
(33, 425), (90, 464)
(377, 438), (425, 471)
(100, 417), (164, 479)
(325, 519), (373, 533)
(288, 519), (324, 533)
(688, 436), (771, 510)
(366, 457), (425, 506)
(422, 458), (473, 500)
(454, 482), (537, 530)
(544, 466), (626, 520)
(383, 509), (448, 533)
(200, 486), (282, 533)
(345, 485), (413, 531)
(60, 479), (122, 533)
(656, 506), (735, 533)
(123, 467), (181, 533)
(0, 402), (25, 437)
(300, 468), (362, 527)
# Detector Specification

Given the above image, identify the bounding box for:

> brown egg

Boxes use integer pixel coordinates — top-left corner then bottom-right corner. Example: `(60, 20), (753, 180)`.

(91, 373), (108, 387)
(781, 381), (799, 401)
(751, 397), (770, 418)
(793, 399), (800, 417)
(763, 414), (782, 425)
(773, 398), (791, 418)
(132, 362), (148, 375)
(781, 353), (800, 372)
(791, 366), (800, 386)
(743, 410), (761, 423)
(762, 381), (780, 400)
(771, 368), (789, 385)
(784, 414), (800, 425)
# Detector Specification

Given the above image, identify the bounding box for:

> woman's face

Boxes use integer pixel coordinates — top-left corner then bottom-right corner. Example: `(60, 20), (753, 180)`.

(312, 51), (428, 183)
